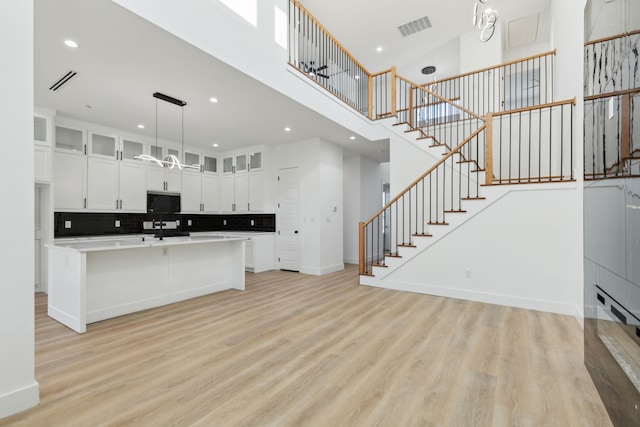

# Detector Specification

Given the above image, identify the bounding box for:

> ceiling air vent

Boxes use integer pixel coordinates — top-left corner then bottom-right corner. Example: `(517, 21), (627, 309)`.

(397, 16), (432, 38)
(49, 71), (77, 91)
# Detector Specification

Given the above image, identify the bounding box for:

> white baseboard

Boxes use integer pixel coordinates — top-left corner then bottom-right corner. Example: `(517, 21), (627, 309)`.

(360, 278), (577, 316)
(301, 264), (345, 276)
(0, 381), (39, 420)
(343, 257), (358, 265)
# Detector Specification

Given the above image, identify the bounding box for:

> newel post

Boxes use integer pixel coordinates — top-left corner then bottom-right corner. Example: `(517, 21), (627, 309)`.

(359, 222), (365, 275)
(390, 66), (397, 117)
(485, 112), (493, 185)
(368, 73), (373, 120)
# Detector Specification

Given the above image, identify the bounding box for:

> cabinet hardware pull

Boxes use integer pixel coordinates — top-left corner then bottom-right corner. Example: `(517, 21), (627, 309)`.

(84, 198), (87, 209)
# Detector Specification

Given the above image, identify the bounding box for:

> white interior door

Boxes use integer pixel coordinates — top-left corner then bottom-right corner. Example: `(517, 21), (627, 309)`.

(277, 167), (300, 272)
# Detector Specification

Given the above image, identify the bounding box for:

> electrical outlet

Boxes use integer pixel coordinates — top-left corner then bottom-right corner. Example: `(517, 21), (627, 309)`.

(251, 220), (255, 226)
(188, 219), (192, 226)
(115, 220), (121, 228)
(175, 219), (180, 226)
(65, 221), (72, 229)
(223, 219), (227, 226)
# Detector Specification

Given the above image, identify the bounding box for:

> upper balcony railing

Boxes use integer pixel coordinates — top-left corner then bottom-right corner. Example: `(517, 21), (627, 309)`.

(583, 31), (640, 179)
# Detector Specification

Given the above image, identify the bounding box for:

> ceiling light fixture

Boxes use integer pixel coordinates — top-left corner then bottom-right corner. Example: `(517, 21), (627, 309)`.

(284, 127), (291, 132)
(209, 97), (218, 103)
(213, 143), (219, 147)
(355, 75), (360, 80)
(376, 46), (383, 52)
(137, 124), (145, 129)
(64, 39), (78, 48)
(134, 92), (200, 171)
(421, 66), (436, 75)
(473, 0), (499, 42)
(350, 136), (356, 140)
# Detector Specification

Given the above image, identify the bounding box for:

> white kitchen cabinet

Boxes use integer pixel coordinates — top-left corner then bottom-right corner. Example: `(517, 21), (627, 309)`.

(34, 145), (52, 183)
(88, 132), (118, 160)
(34, 114), (53, 183)
(182, 170), (219, 213)
(55, 125), (86, 154)
(181, 170), (203, 212)
(239, 233), (275, 273)
(54, 151), (87, 210)
(147, 165), (182, 192)
(220, 149), (264, 212)
(119, 162), (147, 211)
(87, 157), (119, 210)
(87, 158), (147, 212)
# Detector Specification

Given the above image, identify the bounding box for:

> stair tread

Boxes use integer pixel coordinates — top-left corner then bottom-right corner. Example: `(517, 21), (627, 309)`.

(386, 253), (402, 258)
(444, 210), (467, 213)
(412, 233), (433, 237)
(372, 263), (388, 268)
(427, 222), (449, 225)
(397, 244), (417, 248)
(461, 197), (486, 200)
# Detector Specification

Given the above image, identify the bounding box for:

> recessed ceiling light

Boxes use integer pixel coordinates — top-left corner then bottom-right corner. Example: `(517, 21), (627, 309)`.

(355, 75), (360, 80)
(376, 46), (383, 52)
(284, 127), (291, 132)
(350, 136), (356, 140)
(64, 39), (78, 48)
(212, 143), (219, 147)
(209, 97), (218, 103)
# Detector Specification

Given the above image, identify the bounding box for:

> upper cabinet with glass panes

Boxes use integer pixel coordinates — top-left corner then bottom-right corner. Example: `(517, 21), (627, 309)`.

(203, 155), (217, 174)
(222, 149), (262, 174)
(55, 125), (86, 154)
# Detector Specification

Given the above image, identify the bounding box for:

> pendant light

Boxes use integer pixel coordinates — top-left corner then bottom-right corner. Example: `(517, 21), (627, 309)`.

(134, 92), (200, 170)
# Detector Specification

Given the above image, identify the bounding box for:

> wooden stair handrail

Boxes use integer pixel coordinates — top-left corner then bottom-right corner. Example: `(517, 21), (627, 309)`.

(584, 87), (640, 101)
(362, 125), (486, 228)
(491, 98), (576, 117)
(585, 29), (640, 46)
(418, 86), (486, 121)
(422, 50), (557, 86)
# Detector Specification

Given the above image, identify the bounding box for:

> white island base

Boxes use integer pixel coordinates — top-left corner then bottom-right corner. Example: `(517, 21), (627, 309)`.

(47, 236), (245, 333)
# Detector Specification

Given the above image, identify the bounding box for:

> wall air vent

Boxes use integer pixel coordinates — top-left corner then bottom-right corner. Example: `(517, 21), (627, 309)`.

(397, 16), (432, 37)
(49, 71), (77, 91)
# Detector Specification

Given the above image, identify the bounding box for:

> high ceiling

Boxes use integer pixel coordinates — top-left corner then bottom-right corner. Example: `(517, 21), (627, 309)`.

(34, 0), (550, 162)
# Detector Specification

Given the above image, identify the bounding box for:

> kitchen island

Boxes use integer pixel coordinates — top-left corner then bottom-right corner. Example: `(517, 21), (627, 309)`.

(47, 235), (245, 333)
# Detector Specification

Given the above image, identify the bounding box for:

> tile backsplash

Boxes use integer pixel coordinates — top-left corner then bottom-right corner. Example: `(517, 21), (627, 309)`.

(55, 212), (276, 237)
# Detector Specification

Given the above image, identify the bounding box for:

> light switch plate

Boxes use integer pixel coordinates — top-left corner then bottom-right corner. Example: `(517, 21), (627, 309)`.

(251, 220), (255, 226)
(65, 221), (71, 229)
(188, 219), (192, 226)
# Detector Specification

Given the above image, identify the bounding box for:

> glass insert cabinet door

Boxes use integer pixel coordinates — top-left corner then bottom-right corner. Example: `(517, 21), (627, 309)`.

(203, 155), (217, 173)
(55, 126), (85, 153)
(34, 116), (47, 143)
(122, 139), (144, 161)
(223, 156), (234, 173)
(235, 154), (248, 172)
(90, 133), (117, 158)
(249, 152), (262, 170)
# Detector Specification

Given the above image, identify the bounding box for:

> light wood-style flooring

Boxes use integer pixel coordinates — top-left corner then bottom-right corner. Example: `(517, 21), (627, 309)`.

(1, 265), (612, 426)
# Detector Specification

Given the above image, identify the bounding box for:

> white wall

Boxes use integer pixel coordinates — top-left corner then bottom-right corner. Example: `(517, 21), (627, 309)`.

(551, 0), (586, 320)
(459, 26), (503, 74)
(0, 0), (40, 419)
(275, 138), (343, 275)
(378, 184), (582, 316)
(343, 155), (387, 264)
(389, 134), (438, 197)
